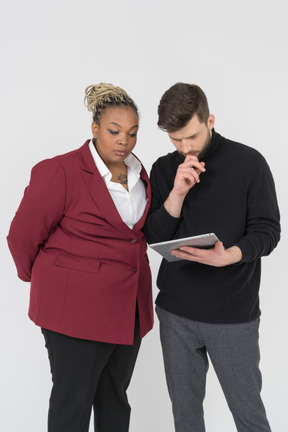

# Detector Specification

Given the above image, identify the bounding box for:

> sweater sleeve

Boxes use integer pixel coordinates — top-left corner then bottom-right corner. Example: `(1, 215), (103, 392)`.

(7, 158), (66, 281)
(144, 162), (181, 244)
(236, 155), (280, 263)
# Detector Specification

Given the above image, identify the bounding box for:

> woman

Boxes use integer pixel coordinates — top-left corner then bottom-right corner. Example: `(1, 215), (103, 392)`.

(7, 83), (153, 432)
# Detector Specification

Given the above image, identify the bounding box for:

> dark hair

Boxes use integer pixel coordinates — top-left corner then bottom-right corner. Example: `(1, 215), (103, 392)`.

(157, 83), (210, 132)
(84, 83), (139, 125)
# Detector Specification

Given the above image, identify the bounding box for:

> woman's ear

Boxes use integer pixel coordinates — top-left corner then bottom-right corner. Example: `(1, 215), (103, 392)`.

(91, 122), (99, 139)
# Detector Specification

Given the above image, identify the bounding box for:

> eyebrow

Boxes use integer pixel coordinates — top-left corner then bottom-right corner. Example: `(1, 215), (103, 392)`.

(169, 133), (198, 140)
(109, 122), (138, 129)
(188, 133), (198, 138)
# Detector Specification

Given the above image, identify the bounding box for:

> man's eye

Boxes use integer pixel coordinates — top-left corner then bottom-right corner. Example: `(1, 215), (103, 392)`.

(130, 133), (137, 137)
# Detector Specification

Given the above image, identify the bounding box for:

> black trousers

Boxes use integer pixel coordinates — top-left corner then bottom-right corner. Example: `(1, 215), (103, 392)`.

(41, 317), (141, 432)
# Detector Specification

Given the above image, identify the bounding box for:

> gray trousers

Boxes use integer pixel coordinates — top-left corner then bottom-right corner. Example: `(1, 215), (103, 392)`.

(156, 306), (271, 432)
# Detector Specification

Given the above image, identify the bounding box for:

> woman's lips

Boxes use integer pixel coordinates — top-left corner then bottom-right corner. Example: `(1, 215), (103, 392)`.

(114, 150), (127, 156)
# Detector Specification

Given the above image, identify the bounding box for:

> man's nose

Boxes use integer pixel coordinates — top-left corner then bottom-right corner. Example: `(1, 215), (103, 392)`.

(180, 139), (190, 154)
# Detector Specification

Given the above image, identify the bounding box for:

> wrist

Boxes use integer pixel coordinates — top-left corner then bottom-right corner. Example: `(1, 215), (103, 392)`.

(164, 189), (186, 218)
(226, 246), (242, 265)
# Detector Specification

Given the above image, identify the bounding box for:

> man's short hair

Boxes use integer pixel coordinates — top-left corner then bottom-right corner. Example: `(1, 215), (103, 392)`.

(157, 83), (210, 132)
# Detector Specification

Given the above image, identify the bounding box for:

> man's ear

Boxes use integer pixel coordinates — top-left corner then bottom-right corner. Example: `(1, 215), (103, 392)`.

(207, 114), (215, 130)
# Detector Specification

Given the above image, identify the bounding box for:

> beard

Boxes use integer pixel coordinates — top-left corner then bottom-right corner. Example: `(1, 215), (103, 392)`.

(197, 128), (212, 160)
(178, 127), (212, 160)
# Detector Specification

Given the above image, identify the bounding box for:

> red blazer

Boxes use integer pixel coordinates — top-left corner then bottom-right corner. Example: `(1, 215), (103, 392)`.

(7, 141), (153, 344)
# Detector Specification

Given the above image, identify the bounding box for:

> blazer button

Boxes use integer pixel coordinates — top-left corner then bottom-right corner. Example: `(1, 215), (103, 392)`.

(131, 267), (137, 273)
(131, 239), (137, 244)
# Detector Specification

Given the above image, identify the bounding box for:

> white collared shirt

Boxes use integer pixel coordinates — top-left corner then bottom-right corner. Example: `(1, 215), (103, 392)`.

(89, 140), (148, 229)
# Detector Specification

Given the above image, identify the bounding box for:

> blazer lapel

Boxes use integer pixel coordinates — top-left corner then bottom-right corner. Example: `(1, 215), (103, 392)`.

(132, 165), (151, 232)
(79, 141), (137, 237)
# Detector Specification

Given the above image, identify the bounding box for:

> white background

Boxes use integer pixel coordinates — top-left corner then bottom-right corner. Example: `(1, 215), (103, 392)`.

(1, 1), (287, 431)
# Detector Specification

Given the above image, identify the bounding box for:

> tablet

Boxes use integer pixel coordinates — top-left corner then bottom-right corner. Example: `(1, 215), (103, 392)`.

(149, 233), (220, 262)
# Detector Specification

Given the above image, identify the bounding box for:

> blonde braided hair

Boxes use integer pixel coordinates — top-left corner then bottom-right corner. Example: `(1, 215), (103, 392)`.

(84, 82), (138, 123)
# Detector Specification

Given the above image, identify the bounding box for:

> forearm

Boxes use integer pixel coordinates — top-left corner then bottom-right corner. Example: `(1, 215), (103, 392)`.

(236, 229), (280, 263)
(145, 155), (203, 243)
(144, 204), (181, 244)
(7, 229), (34, 281)
(7, 159), (66, 280)
(236, 156), (281, 262)
(164, 189), (186, 218)
(224, 245), (242, 265)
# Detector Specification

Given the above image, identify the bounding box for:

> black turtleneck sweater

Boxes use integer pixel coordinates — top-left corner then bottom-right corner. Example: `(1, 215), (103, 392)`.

(144, 131), (280, 324)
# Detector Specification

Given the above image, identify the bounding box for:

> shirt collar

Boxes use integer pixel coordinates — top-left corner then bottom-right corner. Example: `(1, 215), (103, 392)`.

(88, 140), (142, 185)
(89, 140), (111, 181)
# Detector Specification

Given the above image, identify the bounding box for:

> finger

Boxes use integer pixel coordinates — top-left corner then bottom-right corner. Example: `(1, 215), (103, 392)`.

(214, 241), (224, 250)
(182, 160), (206, 172)
(177, 167), (202, 183)
(195, 167), (204, 175)
(184, 155), (205, 167)
(178, 246), (207, 256)
(178, 171), (200, 184)
(184, 155), (200, 163)
(170, 249), (199, 261)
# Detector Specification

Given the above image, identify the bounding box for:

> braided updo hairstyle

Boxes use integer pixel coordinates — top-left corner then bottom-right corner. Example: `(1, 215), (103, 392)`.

(84, 82), (139, 124)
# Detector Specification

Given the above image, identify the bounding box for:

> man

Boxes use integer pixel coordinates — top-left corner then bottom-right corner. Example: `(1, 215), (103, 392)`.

(145, 83), (280, 432)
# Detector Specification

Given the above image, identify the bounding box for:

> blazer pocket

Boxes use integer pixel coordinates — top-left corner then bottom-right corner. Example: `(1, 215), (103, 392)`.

(54, 253), (100, 274)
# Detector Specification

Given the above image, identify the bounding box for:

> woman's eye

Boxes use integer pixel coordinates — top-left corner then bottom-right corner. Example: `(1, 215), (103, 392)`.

(130, 133), (137, 137)
(108, 129), (119, 135)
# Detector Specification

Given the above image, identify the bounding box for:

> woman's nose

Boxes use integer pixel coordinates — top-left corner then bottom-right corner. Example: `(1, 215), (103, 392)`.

(117, 134), (128, 145)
